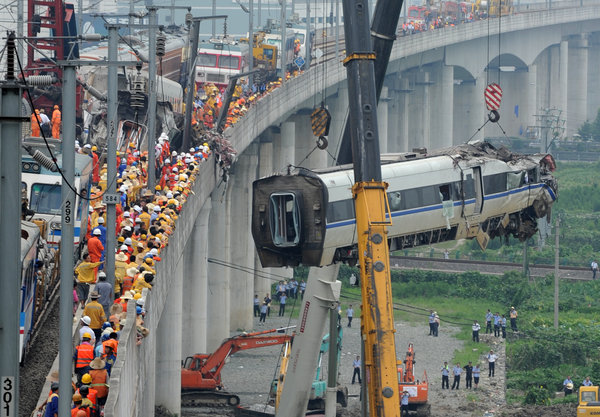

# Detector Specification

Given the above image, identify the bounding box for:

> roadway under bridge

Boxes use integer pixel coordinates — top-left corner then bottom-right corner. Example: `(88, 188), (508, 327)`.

(46, 3), (600, 416)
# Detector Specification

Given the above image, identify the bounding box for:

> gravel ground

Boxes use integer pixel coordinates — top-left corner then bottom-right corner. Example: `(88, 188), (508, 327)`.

(19, 297), (60, 417)
(183, 311), (575, 417)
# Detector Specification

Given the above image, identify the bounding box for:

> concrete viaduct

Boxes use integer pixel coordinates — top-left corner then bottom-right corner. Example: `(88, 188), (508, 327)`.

(103, 3), (600, 415)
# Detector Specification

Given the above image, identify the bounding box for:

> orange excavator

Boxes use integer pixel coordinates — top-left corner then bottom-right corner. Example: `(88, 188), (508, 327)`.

(397, 343), (430, 416)
(181, 327), (294, 407)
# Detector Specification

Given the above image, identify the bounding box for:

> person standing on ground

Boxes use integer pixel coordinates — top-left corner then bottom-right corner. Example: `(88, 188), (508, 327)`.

(429, 310), (435, 335)
(44, 383), (59, 417)
(253, 294), (260, 317)
(75, 254), (102, 308)
(95, 272), (113, 318)
(485, 309), (493, 334)
(563, 376), (574, 395)
(509, 306), (518, 331)
(259, 302), (268, 325)
(264, 293), (272, 316)
(501, 315), (507, 338)
(472, 320), (480, 342)
(493, 312), (501, 337)
(433, 312), (440, 337)
(51, 105), (61, 139)
(347, 304), (354, 327)
(83, 292), (106, 341)
(463, 361), (473, 389)
(352, 356), (362, 384)
(591, 260), (598, 280)
(74, 333), (94, 383)
(279, 293), (287, 316)
(451, 362), (462, 389)
(487, 350), (497, 377)
(400, 391), (410, 417)
(441, 361), (450, 389)
(473, 364), (481, 389)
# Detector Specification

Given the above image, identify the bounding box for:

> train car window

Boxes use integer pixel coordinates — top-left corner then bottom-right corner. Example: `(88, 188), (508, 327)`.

(463, 175), (476, 199)
(483, 174), (507, 195)
(439, 184), (452, 201)
(528, 168), (538, 183)
(421, 186), (438, 206)
(403, 188), (421, 210)
(327, 199), (355, 223)
(269, 193), (301, 247)
(30, 183), (62, 215)
(388, 191), (403, 211)
(506, 172), (522, 190)
(198, 53), (217, 67)
(219, 55), (240, 69)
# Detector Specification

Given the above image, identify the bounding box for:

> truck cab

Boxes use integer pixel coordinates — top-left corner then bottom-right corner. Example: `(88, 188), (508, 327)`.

(578, 386), (600, 416)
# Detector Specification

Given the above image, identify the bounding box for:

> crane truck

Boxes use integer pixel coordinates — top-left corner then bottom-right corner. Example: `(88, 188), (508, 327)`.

(181, 327), (294, 407)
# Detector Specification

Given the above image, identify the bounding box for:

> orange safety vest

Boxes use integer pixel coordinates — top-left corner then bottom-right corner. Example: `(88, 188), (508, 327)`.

(89, 369), (109, 399)
(75, 343), (94, 368)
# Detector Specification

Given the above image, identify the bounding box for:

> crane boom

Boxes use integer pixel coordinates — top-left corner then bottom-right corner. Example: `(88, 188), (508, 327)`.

(341, 0), (400, 413)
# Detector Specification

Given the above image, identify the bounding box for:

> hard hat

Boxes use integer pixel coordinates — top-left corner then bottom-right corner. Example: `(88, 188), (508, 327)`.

(72, 393), (82, 402)
(93, 228), (101, 236)
(145, 258), (154, 265)
(155, 185), (162, 191)
(102, 321), (112, 330)
(91, 146), (98, 152)
(81, 374), (92, 384)
(124, 238), (133, 245)
(82, 332), (92, 339)
(98, 271), (106, 278)
(123, 211), (131, 218)
(81, 316), (91, 326)
(54, 105), (59, 109)
(97, 217), (104, 224)
(117, 236), (125, 243)
(120, 244), (128, 252)
(133, 293), (142, 300)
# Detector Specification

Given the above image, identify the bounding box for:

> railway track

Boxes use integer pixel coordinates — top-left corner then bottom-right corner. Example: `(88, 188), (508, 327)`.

(389, 255), (591, 280)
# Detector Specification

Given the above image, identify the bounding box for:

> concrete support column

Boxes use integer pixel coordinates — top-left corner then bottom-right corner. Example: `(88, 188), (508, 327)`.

(378, 86), (389, 153)
(587, 35), (600, 119)
(326, 84), (348, 164)
(155, 259), (183, 413)
(548, 45), (561, 109)
(182, 197), (212, 357)
(559, 40), (569, 133)
(567, 35), (588, 135)
(278, 121), (296, 172)
(255, 140), (274, 297)
(399, 78), (410, 151)
(207, 186), (231, 350)
(437, 65), (454, 149)
(471, 76), (486, 142)
(229, 143), (258, 331)
(412, 71), (431, 149)
(527, 64), (538, 130)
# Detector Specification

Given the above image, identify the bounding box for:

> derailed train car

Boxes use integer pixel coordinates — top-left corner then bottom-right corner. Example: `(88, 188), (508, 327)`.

(252, 142), (558, 267)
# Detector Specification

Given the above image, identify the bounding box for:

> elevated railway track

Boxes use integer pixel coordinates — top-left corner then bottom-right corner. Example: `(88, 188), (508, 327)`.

(389, 255), (591, 280)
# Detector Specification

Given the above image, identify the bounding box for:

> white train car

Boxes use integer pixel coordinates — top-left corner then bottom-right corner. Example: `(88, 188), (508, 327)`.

(252, 142), (558, 267)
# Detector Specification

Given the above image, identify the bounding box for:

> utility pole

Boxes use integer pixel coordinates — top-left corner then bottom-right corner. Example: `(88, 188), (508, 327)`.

(105, 25), (119, 290)
(58, 62), (77, 417)
(0, 33), (27, 417)
(280, 0), (287, 82)
(554, 217), (560, 329)
(147, 7), (158, 190)
(249, 0), (254, 86)
(182, 15), (228, 151)
(325, 309), (339, 417)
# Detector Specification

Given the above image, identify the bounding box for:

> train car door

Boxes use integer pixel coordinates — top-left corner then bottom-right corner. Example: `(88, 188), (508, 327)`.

(461, 167), (483, 217)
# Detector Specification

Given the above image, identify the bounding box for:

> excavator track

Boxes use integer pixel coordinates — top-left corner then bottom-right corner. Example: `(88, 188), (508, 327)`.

(181, 390), (241, 408)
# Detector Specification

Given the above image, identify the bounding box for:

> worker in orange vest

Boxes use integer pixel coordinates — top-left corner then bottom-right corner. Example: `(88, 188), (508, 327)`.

(73, 333), (95, 383)
(51, 105), (61, 138)
(88, 358), (109, 406)
(31, 109), (41, 137)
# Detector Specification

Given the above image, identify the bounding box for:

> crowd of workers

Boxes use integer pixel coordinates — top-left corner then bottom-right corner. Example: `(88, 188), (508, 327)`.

(39, 130), (211, 417)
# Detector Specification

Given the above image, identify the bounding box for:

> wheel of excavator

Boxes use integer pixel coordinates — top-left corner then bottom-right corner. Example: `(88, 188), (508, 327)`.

(228, 394), (241, 406)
